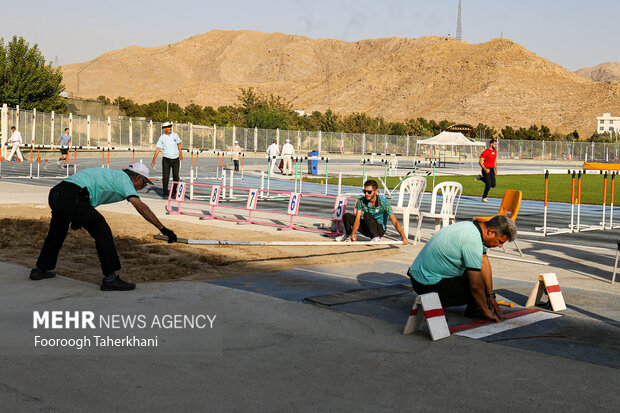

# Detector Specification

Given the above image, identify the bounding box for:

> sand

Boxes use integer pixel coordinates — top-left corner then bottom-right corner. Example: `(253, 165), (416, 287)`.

(0, 205), (402, 285)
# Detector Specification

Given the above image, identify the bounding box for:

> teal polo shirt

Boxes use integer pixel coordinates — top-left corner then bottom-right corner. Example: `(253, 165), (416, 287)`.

(155, 132), (181, 158)
(409, 221), (487, 285)
(355, 195), (394, 230)
(66, 168), (139, 207)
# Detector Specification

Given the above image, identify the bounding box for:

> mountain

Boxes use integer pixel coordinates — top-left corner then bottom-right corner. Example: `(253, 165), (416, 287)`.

(61, 30), (620, 137)
(575, 62), (620, 82)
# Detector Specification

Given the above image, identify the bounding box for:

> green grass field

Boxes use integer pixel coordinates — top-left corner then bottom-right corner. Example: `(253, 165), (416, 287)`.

(305, 173), (619, 205)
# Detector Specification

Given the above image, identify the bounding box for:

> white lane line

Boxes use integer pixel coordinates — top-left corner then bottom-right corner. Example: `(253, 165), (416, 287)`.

(454, 312), (562, 339)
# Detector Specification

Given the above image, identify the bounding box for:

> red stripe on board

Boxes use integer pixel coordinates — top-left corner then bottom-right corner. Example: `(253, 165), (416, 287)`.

(424, 309), (445, 319)
(448, 308), (539, 334)
(409, 309), (418, 316)
(546, 285), (561, 293)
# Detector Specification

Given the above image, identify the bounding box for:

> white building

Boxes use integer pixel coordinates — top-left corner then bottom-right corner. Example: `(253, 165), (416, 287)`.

(597, 113), (620, 134)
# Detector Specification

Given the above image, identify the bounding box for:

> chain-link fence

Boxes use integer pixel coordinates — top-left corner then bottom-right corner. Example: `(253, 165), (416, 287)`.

(2, 104), (618, 161)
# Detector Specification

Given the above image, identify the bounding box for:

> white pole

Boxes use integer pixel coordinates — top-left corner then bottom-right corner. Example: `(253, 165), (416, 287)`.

(222, 167), (227, 199)
(149, 120), (154, 148)
(276, 128), (280, 147)
(190, 169), (194, 200)
(254, 127), (258, 153)
(107, 116), (111, 146)
(129, 118), (133, 148)
(260, 171), (265, 198)
(15, 105), (19, 131)
(189, 123), (193, 150)
(318, 130), (322, 153)
(338, 172), (342, 196)
(69, 112), (73, 137)
(213, 124), (217, 150)
(153, 234), (403, 246)
(31, 109), (36, 146)
(229, 169), (234, 199)
(50, 111), (55, 145)
(0, 104), (8, 148)
(86, 115), (91, 147)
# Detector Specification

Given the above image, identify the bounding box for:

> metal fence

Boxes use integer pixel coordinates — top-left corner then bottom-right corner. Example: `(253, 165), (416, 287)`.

(1, 104), (618, 161)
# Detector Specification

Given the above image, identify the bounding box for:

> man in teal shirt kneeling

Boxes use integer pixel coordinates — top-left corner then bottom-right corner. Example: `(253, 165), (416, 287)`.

(30, 163), (178, 291)
(407, 215), (516, 322)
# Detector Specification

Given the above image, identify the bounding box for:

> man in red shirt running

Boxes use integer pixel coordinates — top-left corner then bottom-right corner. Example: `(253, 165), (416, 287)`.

(477, 139), (498, 202)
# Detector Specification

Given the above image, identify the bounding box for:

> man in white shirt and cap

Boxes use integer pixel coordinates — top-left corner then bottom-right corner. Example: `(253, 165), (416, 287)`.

(151, 121), (183, 198)
(266, 139), (280, 174)
(281, 139), (295, 175)
(6, 126), (24, 162)
(231, 140), (242, 172)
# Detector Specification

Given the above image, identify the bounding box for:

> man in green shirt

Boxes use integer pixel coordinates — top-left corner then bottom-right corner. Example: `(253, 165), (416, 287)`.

(407, 215), (517, 322)
(337, 180), (408, 244)
(30, 163), (178, 291)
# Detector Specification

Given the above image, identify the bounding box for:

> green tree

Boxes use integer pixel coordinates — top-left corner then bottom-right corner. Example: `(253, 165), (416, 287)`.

(320, 109), (341, 132)
(0, 36), (66, 111)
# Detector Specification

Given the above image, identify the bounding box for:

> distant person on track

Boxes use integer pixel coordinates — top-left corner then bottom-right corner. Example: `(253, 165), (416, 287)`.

(266, 139), (280, 174)
(336, 180), (409, 244)
(475, 138), (498, 202)
(56, 128), (71, 167)
(231, 140), (241, 172)
(30, 163), (178, 291)
(406, 215), (516, 322)
(6, 126), (24, 162)
(281, 139), (295, 175)
(151, 121), (183, 199)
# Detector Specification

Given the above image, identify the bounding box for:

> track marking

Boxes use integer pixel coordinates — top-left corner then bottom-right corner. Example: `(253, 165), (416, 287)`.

(453, 310), (561, 339)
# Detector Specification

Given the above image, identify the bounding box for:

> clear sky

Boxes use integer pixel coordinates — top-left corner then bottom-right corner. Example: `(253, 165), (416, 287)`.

(1, 0), (618, 71)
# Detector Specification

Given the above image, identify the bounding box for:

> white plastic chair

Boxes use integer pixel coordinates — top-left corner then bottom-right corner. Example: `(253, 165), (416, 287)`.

(392, 176), (427, 239)
(414, 181), (463, 244)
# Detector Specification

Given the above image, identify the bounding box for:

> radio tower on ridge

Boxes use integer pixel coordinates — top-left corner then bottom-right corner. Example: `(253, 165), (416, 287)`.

(456, 0), (463, 41)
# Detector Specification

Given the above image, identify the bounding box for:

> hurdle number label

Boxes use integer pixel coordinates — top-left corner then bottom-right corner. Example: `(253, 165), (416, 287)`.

(246, 189), (258, 210)
(332, 196), (346, 220)
(209, 185), (221, 206)
(175, 183), (186, 201)
(287, 192), (301, 215)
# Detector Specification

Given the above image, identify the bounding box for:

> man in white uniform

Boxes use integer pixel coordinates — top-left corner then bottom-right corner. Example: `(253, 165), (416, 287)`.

(6, 126), (24, 162)
(266, 139), (280, 174)
(281, 139), (295, 175)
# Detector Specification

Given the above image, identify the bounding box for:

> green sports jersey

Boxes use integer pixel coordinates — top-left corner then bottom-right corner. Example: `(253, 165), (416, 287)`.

(355, 195), (393, 230)
(65, 168), (139, 207)
(409, 221), (487, 285)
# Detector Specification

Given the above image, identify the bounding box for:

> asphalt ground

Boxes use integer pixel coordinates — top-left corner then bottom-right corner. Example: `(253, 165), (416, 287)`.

(0, 173), (618, 411)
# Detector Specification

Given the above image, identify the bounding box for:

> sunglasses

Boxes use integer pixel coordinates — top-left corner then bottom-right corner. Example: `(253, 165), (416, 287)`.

(363, 190), (375, 194)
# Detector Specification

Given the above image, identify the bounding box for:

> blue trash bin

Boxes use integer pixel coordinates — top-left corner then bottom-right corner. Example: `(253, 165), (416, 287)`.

(308, 151), (319, 175)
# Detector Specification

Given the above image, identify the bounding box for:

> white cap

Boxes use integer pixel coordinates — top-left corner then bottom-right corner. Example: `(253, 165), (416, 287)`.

(162, 121), (173, 129)
(286, 139), (290, 143)
(128, 162), (153, 184)
(234, 140), (239, 144)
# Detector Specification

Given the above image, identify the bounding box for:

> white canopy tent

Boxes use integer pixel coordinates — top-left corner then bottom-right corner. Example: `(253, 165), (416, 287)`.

(415, 131), (486, 169)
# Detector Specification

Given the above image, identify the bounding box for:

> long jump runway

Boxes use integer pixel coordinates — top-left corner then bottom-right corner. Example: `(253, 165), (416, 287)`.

(209, 260), (620, 369)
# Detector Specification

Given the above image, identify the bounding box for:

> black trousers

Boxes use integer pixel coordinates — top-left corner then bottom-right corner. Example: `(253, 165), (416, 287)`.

(342, 212), (386, 239)
(481, 167), (496, 198)
(233, 160), (239, 171)
(36, 181), (121, 276)
(407, 271), (475, 307)
(162, 157), (180, 196)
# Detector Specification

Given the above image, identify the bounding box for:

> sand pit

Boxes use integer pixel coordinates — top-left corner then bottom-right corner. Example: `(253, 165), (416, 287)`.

(0, 205), (403, 285)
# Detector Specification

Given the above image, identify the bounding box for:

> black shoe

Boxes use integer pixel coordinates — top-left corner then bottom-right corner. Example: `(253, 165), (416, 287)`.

(30, 267), (57, 280)
(101, 274), (136, 291)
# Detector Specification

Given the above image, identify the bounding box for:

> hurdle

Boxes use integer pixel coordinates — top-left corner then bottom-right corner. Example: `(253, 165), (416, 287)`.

(167, 181), (366, 237)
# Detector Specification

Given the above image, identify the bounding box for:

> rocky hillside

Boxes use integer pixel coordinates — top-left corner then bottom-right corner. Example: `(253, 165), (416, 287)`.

(61, 30), (620, 137)
(575, 62), (620, 83)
